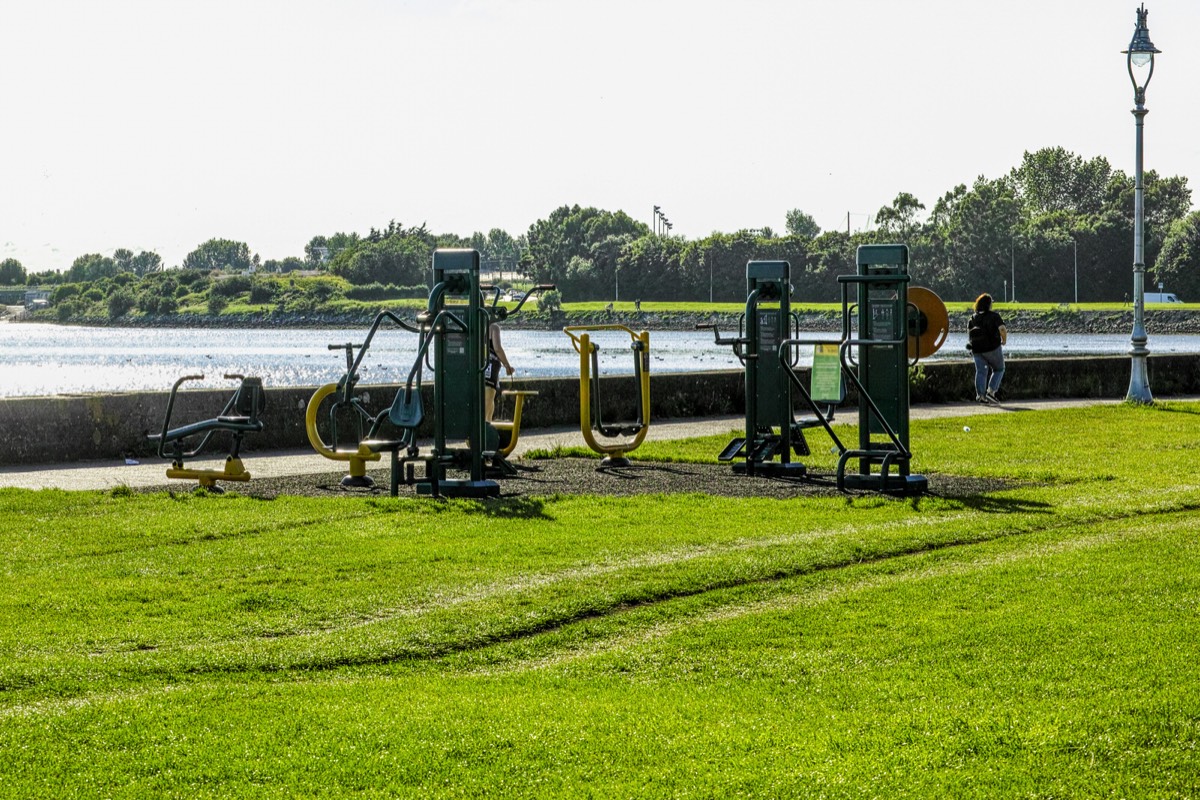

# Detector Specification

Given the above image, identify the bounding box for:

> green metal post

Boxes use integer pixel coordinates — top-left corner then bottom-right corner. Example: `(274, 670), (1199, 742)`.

(422, 248), (498, 498)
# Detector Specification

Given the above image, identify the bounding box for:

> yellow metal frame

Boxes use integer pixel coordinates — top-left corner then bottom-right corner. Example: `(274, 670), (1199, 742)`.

(563, 325), (651, 461)
(166, 457), (251, 489)
(493, 389), (537, 458)
(304, 382), (382, 480)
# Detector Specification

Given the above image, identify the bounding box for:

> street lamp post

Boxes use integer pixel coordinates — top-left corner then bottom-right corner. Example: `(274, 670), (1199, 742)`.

(652, 206), (670, 237)
(1073, 237), (1078, 305)
(708, 251), (713, 304)
(1123, 4), (1160, 404)
(1010, 238), (1016, 303)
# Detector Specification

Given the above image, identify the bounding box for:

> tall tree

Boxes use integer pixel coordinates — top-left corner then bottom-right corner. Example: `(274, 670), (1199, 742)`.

(1011, 147), (1113, 217)
(1155, 211), (1200, 300)
(113, 249), (135, 273)
(129, 251), (162, 276)
(0, 258), (26, 286)
(107, 248), (161, 276)
(524, 206), (649, 289)
(874, 193), (926, 238)
(785, 209), (821, 239)
(924, 177), (1020, 299)
(66, 253), (118, 282)
(327, 232), (432, 286)
(182, 239), (254, 272)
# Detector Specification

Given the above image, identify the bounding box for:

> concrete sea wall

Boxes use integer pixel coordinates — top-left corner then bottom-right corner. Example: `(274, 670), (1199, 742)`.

(1, 354), (1197, 467)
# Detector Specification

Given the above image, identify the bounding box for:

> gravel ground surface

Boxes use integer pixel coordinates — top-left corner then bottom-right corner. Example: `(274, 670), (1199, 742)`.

(142, 457), (1013, 501)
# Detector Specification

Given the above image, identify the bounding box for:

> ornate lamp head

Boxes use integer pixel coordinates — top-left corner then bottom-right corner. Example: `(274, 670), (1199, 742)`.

(1123, 4), (1161, 103)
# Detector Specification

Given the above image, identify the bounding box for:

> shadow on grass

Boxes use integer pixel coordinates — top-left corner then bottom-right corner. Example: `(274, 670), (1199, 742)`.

(928, 493), (1054, 515)
(448, 496), (552, 520)
(759, 470), (1044, 512)
(1152, 402), (1200, 416)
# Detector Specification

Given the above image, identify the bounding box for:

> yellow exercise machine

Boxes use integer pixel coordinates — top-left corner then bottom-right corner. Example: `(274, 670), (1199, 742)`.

(563, 324), (651, 467)
(305, 379), (382, 487)
(148, 374), (266, 492)
(305, 309), (422, 489)
(492, 387), (538, 460)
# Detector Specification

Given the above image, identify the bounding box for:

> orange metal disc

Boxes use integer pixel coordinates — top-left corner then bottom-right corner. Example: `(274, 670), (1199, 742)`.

(907, 286), (949, 360)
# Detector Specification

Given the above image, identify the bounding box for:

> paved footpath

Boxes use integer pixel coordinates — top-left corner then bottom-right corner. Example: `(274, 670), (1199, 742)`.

(0, 396), (1172, 492)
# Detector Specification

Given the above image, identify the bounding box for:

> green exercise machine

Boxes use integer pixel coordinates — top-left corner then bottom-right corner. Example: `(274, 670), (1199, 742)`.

(833, 244), (946, 494)
(698, 259), (815, 477)
(702, 247), (947, 494)
(306, 248), (552, 497)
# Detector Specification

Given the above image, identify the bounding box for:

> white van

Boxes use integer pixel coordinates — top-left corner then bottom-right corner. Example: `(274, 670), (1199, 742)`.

(1144, 292), (1183, 303)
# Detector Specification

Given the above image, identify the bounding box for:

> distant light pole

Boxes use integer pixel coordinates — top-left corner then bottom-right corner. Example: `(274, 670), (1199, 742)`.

(652, 206), (670, 237)
(708, 250), (713, 304)
(1010, 238), (1016, 304)
(1123, 3), (1160, 404)
(1072, 237), (1078, 304)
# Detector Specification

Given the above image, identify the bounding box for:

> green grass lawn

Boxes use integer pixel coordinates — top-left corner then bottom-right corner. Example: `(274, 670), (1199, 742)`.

(3, 403), (1200, 797)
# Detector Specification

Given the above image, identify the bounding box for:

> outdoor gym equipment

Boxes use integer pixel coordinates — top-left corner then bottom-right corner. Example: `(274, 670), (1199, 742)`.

(563, 324), (651, 466)
(831, 243), (947, 493)
(416, 248), (553, 496)
(305, 249), (552, 497)
(305, 310), (423, 489)
(697, 259), (811, 477)
(147, 373), (266, 491)
(701, 248), (948, 494)
(491, 382), (538, 461)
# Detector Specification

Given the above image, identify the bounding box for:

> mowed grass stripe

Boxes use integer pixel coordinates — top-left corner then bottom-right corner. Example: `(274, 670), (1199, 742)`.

(4, 404), (1200, 693)
(0, 489), (1165, 689)
(0, 514), (1134, 714)
(1, 401), (1199, 799)
(1, 511), (1196, 797)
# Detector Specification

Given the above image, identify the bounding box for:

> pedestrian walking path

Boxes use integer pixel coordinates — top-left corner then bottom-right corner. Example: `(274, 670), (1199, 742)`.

(0, 397), (1150, 492)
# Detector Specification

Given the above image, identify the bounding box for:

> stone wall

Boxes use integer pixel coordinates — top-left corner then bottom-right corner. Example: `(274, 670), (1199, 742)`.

(1, 354), (1197, 466)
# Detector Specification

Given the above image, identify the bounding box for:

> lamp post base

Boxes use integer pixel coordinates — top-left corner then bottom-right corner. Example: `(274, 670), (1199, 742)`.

(1126, 352), (1154, 404)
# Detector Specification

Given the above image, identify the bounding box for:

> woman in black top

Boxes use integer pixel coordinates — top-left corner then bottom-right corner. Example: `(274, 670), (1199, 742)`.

(967, 293), (1007, 402)
(484, 321), (513, 422)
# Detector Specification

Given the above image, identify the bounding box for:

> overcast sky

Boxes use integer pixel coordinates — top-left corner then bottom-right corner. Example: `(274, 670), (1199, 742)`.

(2, 0), (1197, 271)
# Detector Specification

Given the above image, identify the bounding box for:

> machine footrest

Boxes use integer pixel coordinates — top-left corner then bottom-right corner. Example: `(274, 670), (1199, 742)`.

(747, 437), (779, 462)
(417, 479), (499, 498)
(596, 424), (644, 438)
(718, 438), (746, 461)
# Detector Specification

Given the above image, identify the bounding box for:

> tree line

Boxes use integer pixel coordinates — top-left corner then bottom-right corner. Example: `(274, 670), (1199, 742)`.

(4, 146), (1199, 316)
(520, 148), (1198, 304)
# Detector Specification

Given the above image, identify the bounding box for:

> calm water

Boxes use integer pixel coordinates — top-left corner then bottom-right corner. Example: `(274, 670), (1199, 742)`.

(2, 322), (1198, 398)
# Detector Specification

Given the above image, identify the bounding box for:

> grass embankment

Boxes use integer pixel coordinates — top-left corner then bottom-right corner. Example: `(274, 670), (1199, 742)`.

(3, 403), (1200, 797)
